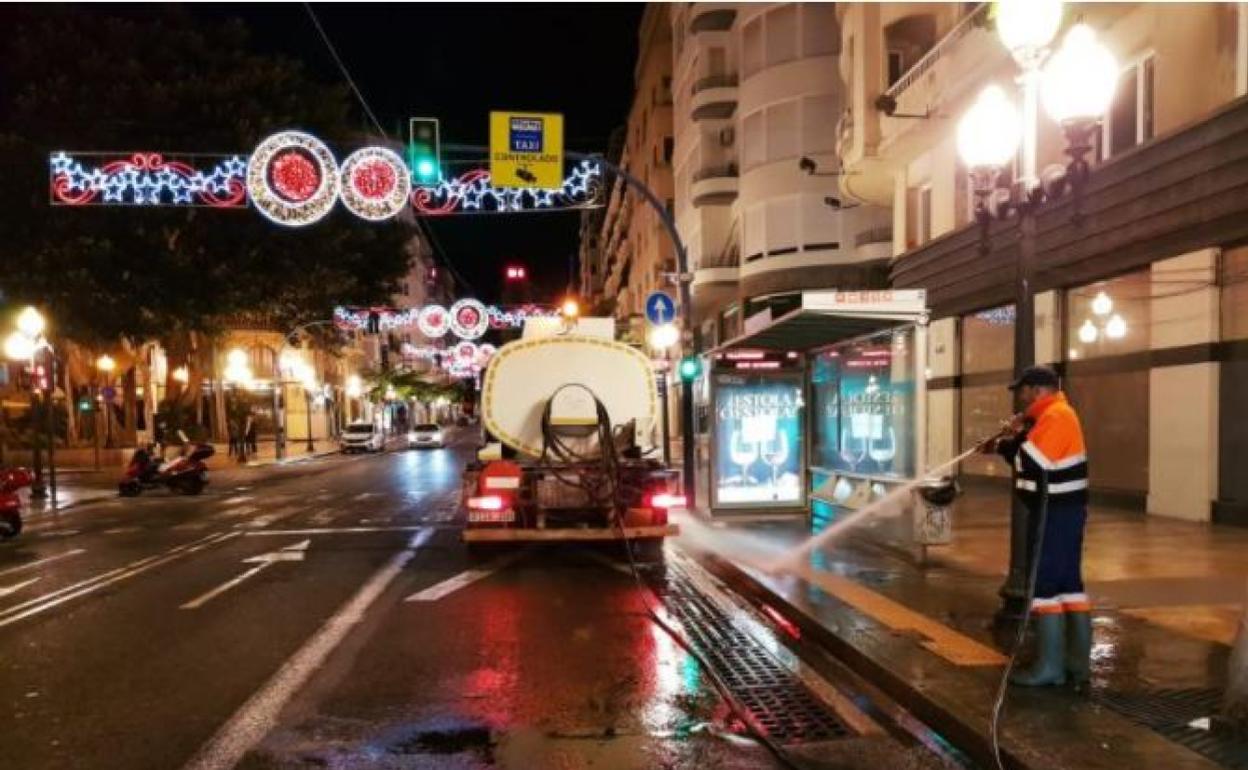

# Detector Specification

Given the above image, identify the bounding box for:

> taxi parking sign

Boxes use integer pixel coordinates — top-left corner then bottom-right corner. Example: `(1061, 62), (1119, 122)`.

(490, 111), (564, 189)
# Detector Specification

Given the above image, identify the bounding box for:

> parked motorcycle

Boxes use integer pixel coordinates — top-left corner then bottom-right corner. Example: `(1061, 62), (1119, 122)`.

(0, 468), (33, 539)
(119, 442), (215, 497)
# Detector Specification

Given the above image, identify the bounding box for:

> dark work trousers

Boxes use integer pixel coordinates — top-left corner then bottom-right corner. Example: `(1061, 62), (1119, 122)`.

(1026, 496), (1088, 600)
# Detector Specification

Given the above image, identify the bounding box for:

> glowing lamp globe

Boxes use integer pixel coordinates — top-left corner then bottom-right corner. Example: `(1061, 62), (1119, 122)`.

(1042, 24), (1118, 126)
(1077, 319), (1098, 344)
(227, 349), (248, 369)
(957, 85), (1022, 169)
(96, 354), (116, 372)
(1105, 314), (1127, 340)
(996, 0), (1063, 59)
(1091, 291), (1113, 316)
(648, 323), (679, 351)
(4, 331), (35, 361)
(16, 306), (45, 339)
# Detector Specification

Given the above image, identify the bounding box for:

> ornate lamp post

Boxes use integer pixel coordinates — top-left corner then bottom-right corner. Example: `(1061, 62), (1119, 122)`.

(5, 307), (56, 503)
(958, 17), (1118, 618)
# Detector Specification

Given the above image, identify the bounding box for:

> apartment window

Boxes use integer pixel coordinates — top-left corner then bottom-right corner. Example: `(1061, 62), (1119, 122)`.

(766, 4), (799, 67)
(1103, 55), (1155, 159)
(802, 2), (838, 57)
(662, 136), (674, 165)
(743, 18), (764, 78)
(765, 100), (799, 163)
(802, 95), (837, 154)
(709, 47), (727, 77)
(887, 50), (905, 86)
(742, 109), (765, 169)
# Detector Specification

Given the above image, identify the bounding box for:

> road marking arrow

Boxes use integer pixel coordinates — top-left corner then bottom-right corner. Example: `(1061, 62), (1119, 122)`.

(180, 540), (309, 610)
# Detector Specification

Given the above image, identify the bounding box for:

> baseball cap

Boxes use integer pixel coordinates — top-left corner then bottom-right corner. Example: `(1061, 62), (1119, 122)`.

(1008, 365), (1060, 391)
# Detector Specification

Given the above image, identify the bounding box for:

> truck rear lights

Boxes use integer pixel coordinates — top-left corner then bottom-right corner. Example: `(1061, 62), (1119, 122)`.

(648, 493), (687, 509)
(468, 495), (505, 511)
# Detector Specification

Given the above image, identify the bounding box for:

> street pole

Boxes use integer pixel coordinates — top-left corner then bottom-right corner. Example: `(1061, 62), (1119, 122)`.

(659, 353), (671, 466)
(93, 382), (100, 471)
(44, 364), (57, 509)
(27, 388), (46, 499)
(305, 390), (315, 453)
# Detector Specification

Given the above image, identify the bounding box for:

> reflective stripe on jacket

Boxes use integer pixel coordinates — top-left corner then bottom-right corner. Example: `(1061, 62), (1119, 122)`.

(1002, 392), (1088, 505)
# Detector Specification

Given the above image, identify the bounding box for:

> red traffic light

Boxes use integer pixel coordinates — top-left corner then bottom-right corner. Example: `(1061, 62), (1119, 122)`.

(505, 265), (527, 281)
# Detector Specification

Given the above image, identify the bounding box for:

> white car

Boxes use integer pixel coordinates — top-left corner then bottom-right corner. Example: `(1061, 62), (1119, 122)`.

(407, 423), (445, 449)
(341, 422), (384, 453)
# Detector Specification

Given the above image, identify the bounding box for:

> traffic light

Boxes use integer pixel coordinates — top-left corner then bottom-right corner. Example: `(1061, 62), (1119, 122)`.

(408, 117), (441, 185)
(505, 265), (527, 281)
(77, 396), (92, 413)
(678, 355), (702, 382)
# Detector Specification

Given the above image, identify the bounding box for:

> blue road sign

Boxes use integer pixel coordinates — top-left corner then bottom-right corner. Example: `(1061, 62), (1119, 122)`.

(645, 292), (677, 325)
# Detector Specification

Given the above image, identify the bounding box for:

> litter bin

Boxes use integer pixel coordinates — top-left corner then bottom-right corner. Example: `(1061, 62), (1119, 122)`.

(912, 477), (958, 561)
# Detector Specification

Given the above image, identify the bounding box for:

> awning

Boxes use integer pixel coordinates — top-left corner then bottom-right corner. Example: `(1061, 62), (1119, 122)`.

(709, 289), (928, 355)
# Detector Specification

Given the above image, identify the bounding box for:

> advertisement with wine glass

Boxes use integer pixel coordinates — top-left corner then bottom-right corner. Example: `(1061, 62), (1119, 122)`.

(711, 371), (806, 509)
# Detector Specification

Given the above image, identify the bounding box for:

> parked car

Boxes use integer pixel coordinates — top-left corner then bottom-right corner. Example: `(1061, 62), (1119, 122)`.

(341, 422), (385, 453)
(407, 423), (445, 449)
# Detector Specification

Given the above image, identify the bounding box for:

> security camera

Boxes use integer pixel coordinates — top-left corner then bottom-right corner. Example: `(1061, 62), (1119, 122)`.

(799, 156), (818, 174)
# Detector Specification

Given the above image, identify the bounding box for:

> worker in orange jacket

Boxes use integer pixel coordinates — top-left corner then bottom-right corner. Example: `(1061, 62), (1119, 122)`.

(983, 366), (1091, 687)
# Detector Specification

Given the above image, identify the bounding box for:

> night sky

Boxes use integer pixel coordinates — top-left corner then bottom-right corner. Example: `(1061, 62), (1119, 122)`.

(197, 3), (644, 303)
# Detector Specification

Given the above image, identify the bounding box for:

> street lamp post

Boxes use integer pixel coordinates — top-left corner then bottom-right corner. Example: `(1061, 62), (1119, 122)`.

(958, 9), (1117, 619)
(5, 307), (56, 505)
(223, 348), (254, 464)
(96, 354), (116, 449)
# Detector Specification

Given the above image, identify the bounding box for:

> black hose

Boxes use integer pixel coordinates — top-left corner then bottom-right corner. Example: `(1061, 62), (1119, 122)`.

(989, 471), (1050, 770)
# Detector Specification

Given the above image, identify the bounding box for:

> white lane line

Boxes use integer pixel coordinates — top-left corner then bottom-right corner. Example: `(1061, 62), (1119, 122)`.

(183, 529), (434, 770)
(244, 526), (426, 536)
(172, 522), (211, 531)
(352, 492), (376, 501)
(0, 577), (41, 598)
(216, 505), (259, 519)
(223, 496), (254, 506)
(180, 540), (311, 610)
(40, 529), (80, 538)
(0, 532), (238, 629)
(0, 549), (87, 578)
(403, 553), (523, 602)
(103, 526), (143, 535)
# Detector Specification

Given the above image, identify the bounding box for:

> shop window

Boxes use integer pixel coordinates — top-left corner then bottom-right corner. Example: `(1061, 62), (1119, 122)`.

(1222, 245), (1248, 340)
(959, 305), (1015, 477)
(1065, 270), (1150, 360)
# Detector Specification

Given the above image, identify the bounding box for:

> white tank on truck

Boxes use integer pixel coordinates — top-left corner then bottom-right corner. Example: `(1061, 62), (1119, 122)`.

(461, 317), (681, 560)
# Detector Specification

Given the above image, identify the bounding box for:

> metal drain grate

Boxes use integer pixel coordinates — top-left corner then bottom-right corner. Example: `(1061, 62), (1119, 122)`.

(658, 564), (853, 745)
(1095, 687), (1248, 769)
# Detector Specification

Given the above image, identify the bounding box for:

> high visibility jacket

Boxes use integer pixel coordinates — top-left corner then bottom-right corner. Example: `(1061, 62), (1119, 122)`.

(999, 392), (1088, 506)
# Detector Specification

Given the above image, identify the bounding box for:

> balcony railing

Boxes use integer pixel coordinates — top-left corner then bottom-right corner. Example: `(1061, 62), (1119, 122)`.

(692, 74), (739, 95)
(854, 226), (893, 248)
(883, 2), (989, 101)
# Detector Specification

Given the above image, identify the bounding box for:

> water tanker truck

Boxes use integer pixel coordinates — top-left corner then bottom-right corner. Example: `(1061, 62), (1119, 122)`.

(461, 317), (682, 560)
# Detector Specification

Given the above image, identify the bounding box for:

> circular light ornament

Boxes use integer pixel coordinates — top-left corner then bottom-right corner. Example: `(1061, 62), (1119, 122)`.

(417, 304), (449, 338)
(957, 85), (1022, 170)
(449, 299), (490, 340)
(339, 146), (411, 221)
(1042, 24), (1118, 126)
(248, 130), (340, 227)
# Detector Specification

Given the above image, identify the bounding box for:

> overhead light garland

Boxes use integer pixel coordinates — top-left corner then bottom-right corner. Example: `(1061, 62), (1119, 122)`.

(334, 303), (560, 339)
(247, 131), (340, 227)
(448, 299), (490, 339)
(49, 152), (248, 207)
(410, 160), (603, 216)
(338, 146), (411, 221)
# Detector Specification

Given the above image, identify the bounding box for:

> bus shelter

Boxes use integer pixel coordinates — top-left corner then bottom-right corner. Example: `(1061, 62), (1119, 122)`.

(694, 290), (935, 548)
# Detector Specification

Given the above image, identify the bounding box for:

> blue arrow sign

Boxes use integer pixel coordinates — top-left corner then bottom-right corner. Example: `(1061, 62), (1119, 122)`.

(645, 292), (676, 325)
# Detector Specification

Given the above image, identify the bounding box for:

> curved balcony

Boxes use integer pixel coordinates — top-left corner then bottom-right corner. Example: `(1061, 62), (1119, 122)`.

(690, 4), (736, 33)
(691, 74), (738, 122)
(691, 164), (739, 207)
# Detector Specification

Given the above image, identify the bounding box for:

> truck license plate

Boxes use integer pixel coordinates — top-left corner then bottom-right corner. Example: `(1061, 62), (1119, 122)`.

(467, 509), (515, 524)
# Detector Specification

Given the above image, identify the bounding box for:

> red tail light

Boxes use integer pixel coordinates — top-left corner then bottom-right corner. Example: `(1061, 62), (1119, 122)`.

(647, 493), (687, 510)
(467, 495), (505, 511)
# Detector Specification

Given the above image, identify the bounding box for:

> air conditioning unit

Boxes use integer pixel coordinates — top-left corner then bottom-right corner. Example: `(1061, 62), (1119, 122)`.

(718, 126), (735, 146)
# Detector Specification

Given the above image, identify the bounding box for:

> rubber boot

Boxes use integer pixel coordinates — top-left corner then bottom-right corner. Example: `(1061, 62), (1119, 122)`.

(1010, 611), (1067, 687)
(1065, 610), (1093, 689)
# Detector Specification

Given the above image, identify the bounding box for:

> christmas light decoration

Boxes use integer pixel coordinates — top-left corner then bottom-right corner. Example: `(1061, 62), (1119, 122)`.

(410, 160), (603, 216)
(418, 305), (450, 338)
(448, 299), (490, 340)
(338, 146), (412, 221)
(49, 152), (248, 207)
(247, 131), (340, 227)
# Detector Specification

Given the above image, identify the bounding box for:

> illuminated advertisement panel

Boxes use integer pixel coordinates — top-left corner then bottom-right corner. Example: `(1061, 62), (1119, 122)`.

(711, 371), (805, 509)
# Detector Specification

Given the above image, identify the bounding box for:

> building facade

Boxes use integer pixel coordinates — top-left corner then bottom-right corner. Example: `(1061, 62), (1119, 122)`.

(670, 2), (893, 347)
(840, 2), (1248, 524)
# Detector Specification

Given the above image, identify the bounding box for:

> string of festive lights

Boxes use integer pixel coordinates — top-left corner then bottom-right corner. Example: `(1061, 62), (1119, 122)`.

(49, 152), (248, 207)
(334, 303), (560, 339)
(409, 160), (602, 216)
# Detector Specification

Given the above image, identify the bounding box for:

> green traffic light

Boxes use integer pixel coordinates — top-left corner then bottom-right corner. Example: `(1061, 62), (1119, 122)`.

(678, 356), (701, 382)
(77, 399), (91, 412)
(415, 158), (437, 182)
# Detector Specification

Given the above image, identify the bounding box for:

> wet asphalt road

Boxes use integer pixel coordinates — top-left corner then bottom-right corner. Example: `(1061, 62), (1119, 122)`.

(0, 435), (804, 770)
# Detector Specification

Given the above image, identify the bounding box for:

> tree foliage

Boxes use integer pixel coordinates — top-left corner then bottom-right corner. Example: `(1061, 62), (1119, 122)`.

(0, 7), (412, 347)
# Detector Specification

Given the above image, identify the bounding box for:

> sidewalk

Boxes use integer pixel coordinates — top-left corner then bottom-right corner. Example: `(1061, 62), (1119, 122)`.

(25, 440), (344, 515)
(675, 485), (1248, 770)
